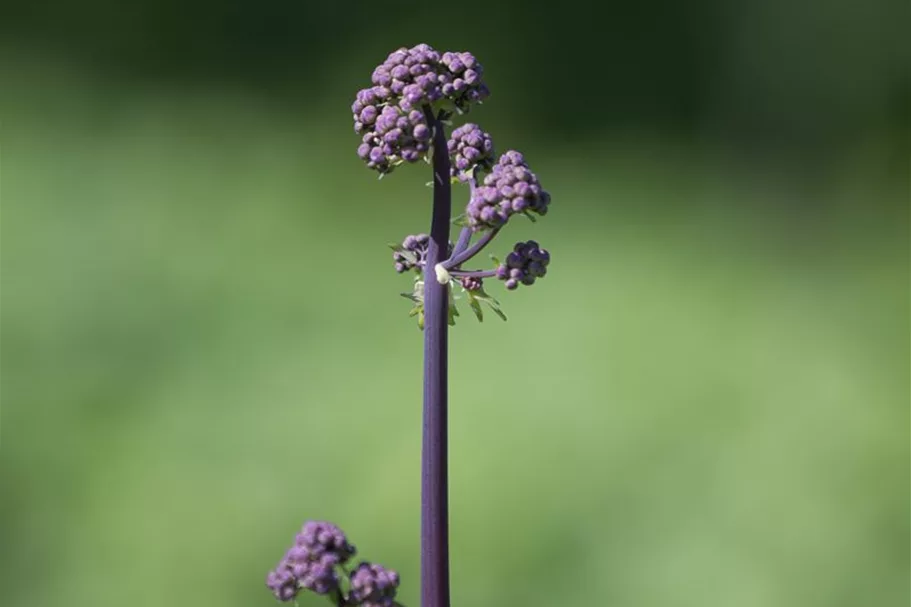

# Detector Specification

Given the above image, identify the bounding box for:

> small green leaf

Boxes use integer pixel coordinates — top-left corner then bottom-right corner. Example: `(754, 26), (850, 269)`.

(469, 294), (484, 322)
(522, 211), (538, 223)
(473, 291), (508, 322)
(489, 304), (508, 322)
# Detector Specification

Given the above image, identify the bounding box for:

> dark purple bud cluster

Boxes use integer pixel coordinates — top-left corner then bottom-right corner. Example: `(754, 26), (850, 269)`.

(459, 276), (484, 292)
(467, 150), (551, 231)
(495, 240), (551, 290)
(349, 562), (401, 607)
(353, 44), (490, 175)
(266, 521), (356, 601)
(447, 123), (495, 181)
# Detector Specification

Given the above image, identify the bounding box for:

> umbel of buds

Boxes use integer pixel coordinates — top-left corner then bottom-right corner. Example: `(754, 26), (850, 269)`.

(352, 44), (490, 176)
(266, 521), (401, 607)
(353, 44), (552, 328)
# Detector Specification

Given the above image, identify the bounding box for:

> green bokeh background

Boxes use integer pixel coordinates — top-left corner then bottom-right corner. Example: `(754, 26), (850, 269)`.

(1, 2), (908, 606)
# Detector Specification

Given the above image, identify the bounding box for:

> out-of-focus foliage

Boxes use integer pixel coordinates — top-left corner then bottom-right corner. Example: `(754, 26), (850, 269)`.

(1, 2), (907, 606)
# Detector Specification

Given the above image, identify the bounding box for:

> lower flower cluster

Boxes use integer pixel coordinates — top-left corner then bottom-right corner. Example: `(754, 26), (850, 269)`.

(266, 521), (401, 607)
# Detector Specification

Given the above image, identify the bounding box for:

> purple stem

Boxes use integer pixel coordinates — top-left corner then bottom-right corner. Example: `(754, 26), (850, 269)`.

(442, 227), (501, 270)
(420, 105), (451, 607)
(449, 269), (497, 279)
(449, 169), (480, 258)
(451, 227), (472, 258)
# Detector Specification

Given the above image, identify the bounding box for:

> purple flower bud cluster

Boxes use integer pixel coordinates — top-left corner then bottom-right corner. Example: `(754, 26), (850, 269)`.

(266, 521), (356, 601)
(467, 151), (551, 231)
(459, 276), (484, 292)
(349, 562), (401, 607)
(370, 44), (444, 112)
(355, 97), (432, 174)
(393, 233), (453, 274)
(353, 44), (490, 175)
(393, 233), (430, 273)
(495, 241), (550, 290)
(447, 123), (495, 181)
(266, 521), (401, 606)
(439, 51), (490, 113)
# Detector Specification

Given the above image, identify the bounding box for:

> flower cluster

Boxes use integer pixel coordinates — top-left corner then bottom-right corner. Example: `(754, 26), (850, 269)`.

(495, 241), (550, 290)
(266, 521), (356, 601)
(266, 521), (400, 606)
(352, 44), (490, 175)
(467, 151), (551, 231)
(392, 233), (431, 274)
(439, 51), (490, 112)
(355, 98), (432, 174)
(392, 233), (454, 274)
(350, 562), (401, 607)
(459, 276), (484, 292)
(447, 123), (495, 181)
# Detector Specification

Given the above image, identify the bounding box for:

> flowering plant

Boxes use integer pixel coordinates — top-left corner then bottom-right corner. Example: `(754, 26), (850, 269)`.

(266, 43), (551, 607)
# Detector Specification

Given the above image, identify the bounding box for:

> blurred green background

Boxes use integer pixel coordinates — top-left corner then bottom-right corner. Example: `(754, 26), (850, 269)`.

(1, 1), (908, 606)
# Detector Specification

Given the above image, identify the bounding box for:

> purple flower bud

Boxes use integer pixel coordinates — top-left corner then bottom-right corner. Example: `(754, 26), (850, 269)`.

(413, 124), (431, 141)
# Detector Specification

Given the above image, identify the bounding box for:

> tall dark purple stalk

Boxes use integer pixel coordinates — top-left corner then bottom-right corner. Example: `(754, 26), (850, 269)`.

(420, 108), (452, 607)
(266, 43), (551, 607)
